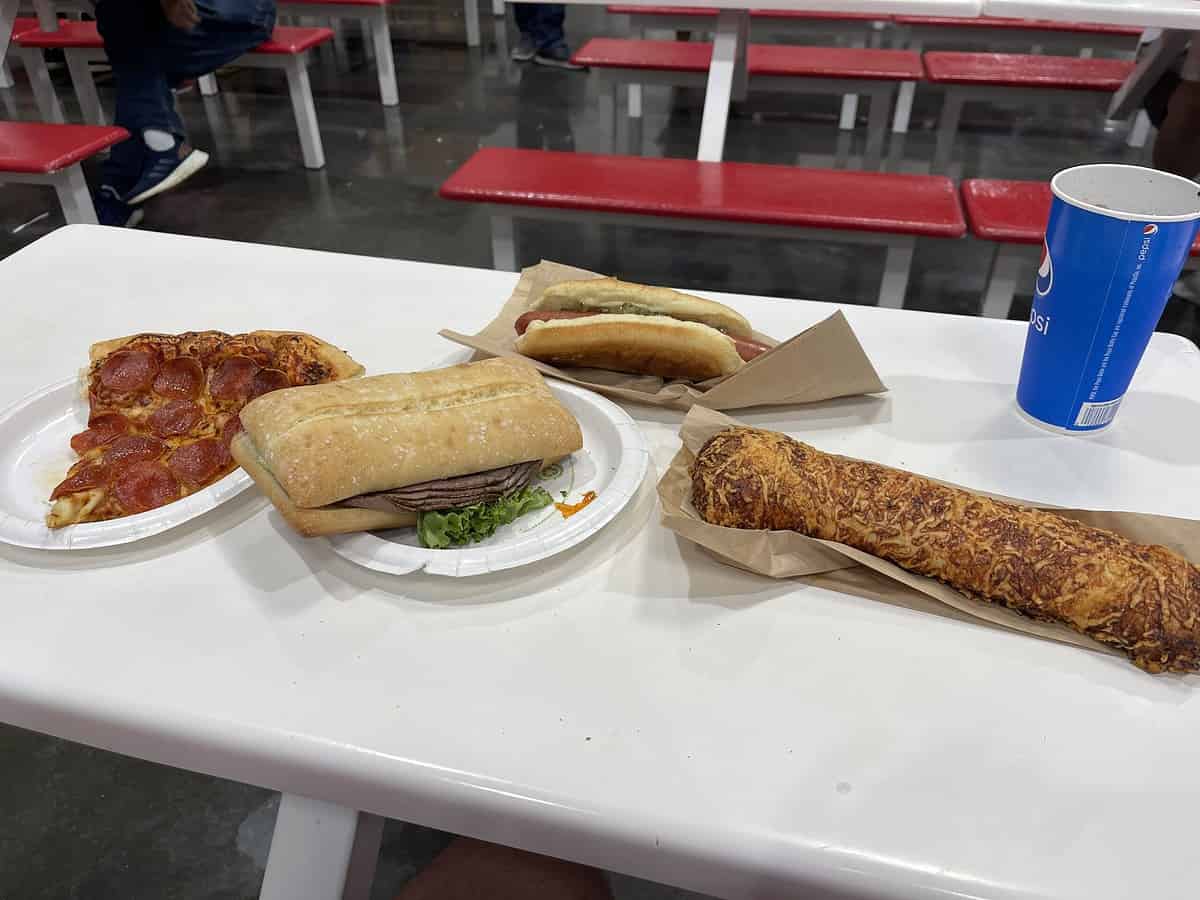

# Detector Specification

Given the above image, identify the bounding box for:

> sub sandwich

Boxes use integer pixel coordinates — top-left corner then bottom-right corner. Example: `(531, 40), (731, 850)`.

(514, 278), (773, 380)
(231, 358), (583, 544)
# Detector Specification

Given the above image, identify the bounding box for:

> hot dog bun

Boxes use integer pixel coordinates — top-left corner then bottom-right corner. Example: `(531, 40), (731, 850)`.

(515, 314), (745, 381)
(236, 357), (583, 510)
(533, 278), (753, 338)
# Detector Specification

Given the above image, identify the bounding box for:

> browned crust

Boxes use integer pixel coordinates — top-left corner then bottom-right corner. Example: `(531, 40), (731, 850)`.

(690, 426), (1200, 674)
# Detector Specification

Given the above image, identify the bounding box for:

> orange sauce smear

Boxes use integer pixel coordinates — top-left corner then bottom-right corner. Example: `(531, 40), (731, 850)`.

(555, 490), (597, 518)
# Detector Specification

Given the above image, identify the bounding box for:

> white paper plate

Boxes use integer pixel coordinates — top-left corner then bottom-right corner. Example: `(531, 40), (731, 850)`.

(0, 377), (252, 550)
(326, 382), (649, 577)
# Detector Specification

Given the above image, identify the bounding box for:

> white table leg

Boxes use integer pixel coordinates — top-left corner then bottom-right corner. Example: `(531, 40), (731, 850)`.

(1127, 108), (1153, 148)
(0, 0), (18, 75)
(891, 81), (915, 134)
(697, 9), (746, 162)
(1108, 29), (1189, 120)
(370, 7), (399, 107)
(627, 82), (642, 118)
(260, 794), (383, 900)
(52, 165), (98, 225)
(931, 89), (964, 174)
(464, 0), (481, 48)
(492, 0), (504, 15)
(981, 244), (1028, 320)
(839, 35), (865, 132)
(199, 74), (220, 96)
(491, 213), (517, 270)
(65, 50), (105, 125)
(879, 237), (915, 308)
(20, 47), (65, 123)
(0, 61), (12, 89)
(285, 56), (325, 169)
(32, 0), (56, 30)
(863, 86), (889, 170)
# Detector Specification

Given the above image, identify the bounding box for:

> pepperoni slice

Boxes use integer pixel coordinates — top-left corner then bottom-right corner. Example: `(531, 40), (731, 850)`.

(50, 461), (110, 499)
(98, 350), (158, 393)
(153, 356), (204, 400)
(209, 356), (259, 402)
(220, 414), (241, 443)
(113, 460), (180, 514)
(249, 368), (291, 399)
(168, 439), (226, 486)
(148, 399), (202, 438)
(104, 435), (167, 470)
(69, 413), (130, 454)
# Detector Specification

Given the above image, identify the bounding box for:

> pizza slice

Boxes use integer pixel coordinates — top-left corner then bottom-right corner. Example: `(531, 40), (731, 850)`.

(48, 331), (363, 528)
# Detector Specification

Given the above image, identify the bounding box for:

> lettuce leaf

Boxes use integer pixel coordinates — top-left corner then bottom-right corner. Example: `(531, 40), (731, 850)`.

(416, 486), (554, 549)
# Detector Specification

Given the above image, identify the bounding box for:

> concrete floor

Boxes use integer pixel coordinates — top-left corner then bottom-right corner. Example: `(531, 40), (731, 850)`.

(1, 7), (1198, 899)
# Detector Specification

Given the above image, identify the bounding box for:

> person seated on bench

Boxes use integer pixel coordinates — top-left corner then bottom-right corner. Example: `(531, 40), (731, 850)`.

(93, 0), (276, 227)
(511, 4), (585, 70)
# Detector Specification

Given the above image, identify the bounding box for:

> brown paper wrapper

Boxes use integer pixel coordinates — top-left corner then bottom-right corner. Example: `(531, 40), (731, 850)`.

(439, 261), (887, 411)
(659, 406), (1200, 660)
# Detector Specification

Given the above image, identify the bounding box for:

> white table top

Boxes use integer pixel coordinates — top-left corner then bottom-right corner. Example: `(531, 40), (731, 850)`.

(985, 0), (1200, 29)
(3, 227), (1200, 900)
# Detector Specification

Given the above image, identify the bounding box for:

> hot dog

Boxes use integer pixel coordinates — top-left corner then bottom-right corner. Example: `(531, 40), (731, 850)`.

(514, 310), (772, 363)
(513, 278), (774, 380)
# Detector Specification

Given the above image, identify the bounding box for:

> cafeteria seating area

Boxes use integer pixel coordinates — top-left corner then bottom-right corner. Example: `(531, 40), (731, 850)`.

(0, 2), (1198, 898)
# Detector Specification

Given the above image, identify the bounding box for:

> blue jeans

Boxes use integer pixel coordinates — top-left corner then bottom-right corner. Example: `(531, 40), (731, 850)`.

(95, 0), (276, 190)
(513, 3), (565, 52)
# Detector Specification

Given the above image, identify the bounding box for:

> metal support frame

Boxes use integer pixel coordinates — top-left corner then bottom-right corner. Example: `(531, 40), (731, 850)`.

(259, 794), (383, 900)
(65, 50), (103, 124)
(932, 83), (1118, 174)
(594, 66), (895, 170)
(0, 60), (13, 89)
(199, 73), (220, 95)
(838, 34), (866, 134)
(280, 55), (325, 168)
(483, 203), (935, 307)
(981, 243), (1035, 319)
(2, 166), (98, 225)
(697, 9), (747, 162)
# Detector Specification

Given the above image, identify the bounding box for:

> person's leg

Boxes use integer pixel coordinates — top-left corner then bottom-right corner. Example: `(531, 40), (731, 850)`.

(511, 2), (537, 60)
(528, 3), (564, 52)
(395, 837), (612, 900)
(1152, 41), (1200, 178)
(94, 0), (173, 198)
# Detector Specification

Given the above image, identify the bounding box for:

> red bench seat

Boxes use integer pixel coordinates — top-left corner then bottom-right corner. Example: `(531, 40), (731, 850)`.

(923, 52), (1133, 91)
(441, 147), (964, 238)
(606, 5), (886, 20)
(574, 38), (923, 81)
(0, 121), (128, 174)
(962, 178), (1200, 252)
(15, 21), (333, 54)
(894, 14), (1141, 36)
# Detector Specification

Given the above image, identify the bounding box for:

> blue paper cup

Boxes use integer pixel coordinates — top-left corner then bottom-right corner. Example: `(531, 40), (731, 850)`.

(1016, 164), (1200, 433)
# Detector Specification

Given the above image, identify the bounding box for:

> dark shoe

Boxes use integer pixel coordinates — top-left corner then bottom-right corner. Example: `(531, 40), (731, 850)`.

(511, 33), (536, 62)
(125, 140), (209, 205)
(95, 185), (144, 228)
(534, 45), (585, 70)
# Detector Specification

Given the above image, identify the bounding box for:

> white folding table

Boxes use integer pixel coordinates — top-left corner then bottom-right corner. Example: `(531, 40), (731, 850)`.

(2, 225), (1200, 900)
(514, 0), (982, 161)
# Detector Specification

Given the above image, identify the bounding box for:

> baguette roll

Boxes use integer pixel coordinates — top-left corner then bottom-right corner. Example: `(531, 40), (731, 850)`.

(236, 358), (583, 509)
(691, 426), (1200, 674)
